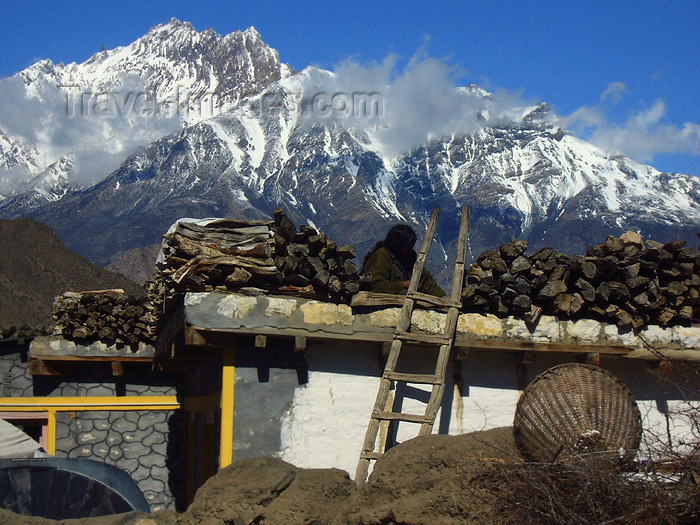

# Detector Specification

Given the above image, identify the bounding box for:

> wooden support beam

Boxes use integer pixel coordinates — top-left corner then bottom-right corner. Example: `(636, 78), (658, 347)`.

(29, 359), (62, 376)
(294, 336), (307, 352)
(28, 356), (151, 376)
(219, 351), (236, 470)
(516, 351), (535, 364)
(111, 361), (125, 376)
(184, 325), (700, 363)
(255, 335), (267, 349)
(516, 362), (529, 391)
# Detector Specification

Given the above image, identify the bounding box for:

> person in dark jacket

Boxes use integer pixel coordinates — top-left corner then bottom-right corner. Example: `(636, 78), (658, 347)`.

(361, 225), (446, 296)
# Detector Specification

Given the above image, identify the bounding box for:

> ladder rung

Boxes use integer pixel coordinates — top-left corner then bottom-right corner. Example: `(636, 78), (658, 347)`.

(395, 330), (450, 346)
(407, 291), (461, 309)
(372, 410), (433, 424)
(384, 371), (441, 384)
(360, 451), (382, 460)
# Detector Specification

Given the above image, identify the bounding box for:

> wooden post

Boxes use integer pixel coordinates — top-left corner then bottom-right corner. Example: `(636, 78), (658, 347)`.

(46, 410), (56, 455)
(294, 336), (307, 352)
(219, 350), (236, 469)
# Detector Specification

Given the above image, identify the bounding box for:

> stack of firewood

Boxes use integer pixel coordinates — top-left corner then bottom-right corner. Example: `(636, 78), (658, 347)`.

(0, 325), (49, 340)
(145, 217), (279, 335)
(271, 210), (361, 298)
(52, 290), (155, 345)
(462, 232), (700, 329)
(150, 210), (360, 298)
(145, 210), (360, 333)
(51, 212), (361, 346)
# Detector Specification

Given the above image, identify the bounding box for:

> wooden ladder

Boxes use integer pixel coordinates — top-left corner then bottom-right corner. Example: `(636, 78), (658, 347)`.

(355, 205), (471, 484)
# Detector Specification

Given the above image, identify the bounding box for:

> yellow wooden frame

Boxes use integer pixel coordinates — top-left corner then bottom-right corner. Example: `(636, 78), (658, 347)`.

(219, 351), (235, 469)
(0, 396), (180, 455)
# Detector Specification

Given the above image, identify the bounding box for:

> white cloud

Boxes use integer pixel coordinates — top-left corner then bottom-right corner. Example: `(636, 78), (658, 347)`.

(560, 97), (700, 167)
(296, 53), (533, 158)
(600, 81), (627, 103)
(0, 74), (180, 189)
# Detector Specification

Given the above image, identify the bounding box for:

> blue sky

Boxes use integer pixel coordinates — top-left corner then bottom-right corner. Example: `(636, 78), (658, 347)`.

(1, 0), (698, 175)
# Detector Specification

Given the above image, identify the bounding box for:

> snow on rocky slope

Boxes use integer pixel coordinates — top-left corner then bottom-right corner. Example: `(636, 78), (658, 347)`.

(0, 18), (292, 203)
(0, 23), (697, 275)
(6, 66), (696, 276)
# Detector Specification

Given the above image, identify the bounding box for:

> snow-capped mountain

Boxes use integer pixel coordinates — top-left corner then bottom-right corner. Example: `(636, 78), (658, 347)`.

(0, 18), (292, 203)
(0, 156), (75, 213)
(1, 22), (698, 277)
(9, 66), (698, 279)
(17, 18), (291, 120)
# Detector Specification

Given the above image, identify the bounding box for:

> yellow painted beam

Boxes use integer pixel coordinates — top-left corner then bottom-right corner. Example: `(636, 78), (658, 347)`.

(0, 396), (180, 411)
(46, 410), (56, 455)
(219, 350), (236, 469)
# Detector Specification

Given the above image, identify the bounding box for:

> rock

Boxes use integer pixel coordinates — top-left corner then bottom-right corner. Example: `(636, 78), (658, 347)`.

(500, 240), (528, 260)
(581, 260), (597, 280)
(603, 236), (624, 254)
(513, 295), (532, 311)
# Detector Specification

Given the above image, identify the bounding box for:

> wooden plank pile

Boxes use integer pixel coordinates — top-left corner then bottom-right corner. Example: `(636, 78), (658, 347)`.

(52, 289), (155, 346)
(462, 232), (700, 329)
(145, 210), (361, 334)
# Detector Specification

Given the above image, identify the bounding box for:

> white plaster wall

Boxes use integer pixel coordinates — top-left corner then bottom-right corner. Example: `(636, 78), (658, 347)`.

(278, 343), (698, 479)
(279, 341), (380, 476)
(279, 370), (378, 475)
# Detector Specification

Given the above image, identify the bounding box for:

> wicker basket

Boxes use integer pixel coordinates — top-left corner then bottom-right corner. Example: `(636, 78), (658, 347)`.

(513, 363), (642, 463)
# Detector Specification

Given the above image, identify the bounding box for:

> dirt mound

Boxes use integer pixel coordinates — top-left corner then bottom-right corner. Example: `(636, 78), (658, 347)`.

(179, 457), (355, 525)
(344, 427), (518, 524)
(178, 427), (517, 525)
(0, 429), (517, 524)
(0, 218), (144, 332)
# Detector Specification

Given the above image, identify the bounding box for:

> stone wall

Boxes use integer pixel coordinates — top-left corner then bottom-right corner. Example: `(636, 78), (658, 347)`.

(1, 347), (186, 512)
(0, 343), (32, 397)
(55, 409), (185, 511)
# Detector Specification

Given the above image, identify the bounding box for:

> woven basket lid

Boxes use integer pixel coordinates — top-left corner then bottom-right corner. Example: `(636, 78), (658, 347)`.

(513, 363), (642, 463)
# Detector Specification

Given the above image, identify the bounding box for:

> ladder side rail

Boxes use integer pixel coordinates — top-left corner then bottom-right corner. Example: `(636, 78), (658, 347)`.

(450, 205), (471, 302)
(405, 208), (441, 295)
(419, 307), (461, 435)
(355, 207), (443, 484)
(420, 205), (470, 434)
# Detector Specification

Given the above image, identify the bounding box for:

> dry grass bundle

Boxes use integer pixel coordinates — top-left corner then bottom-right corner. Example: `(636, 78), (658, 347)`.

(482, 457), (699, 525)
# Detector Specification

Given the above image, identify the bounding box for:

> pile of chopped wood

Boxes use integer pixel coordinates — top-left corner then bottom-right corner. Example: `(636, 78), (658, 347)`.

(462, 232), (700, 329)
(145, 210), (361, 335)
(271, 209), (361, 297)
(0, 324), (50, 341)
(52, 290), (155, 346)
(151, 211), (359, 295)
(51, 211), (362, 346)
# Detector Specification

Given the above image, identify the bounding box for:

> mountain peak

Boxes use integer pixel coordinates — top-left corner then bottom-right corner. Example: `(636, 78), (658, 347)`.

(243, 26), (262, 39)
(158, 17), (195, 32)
